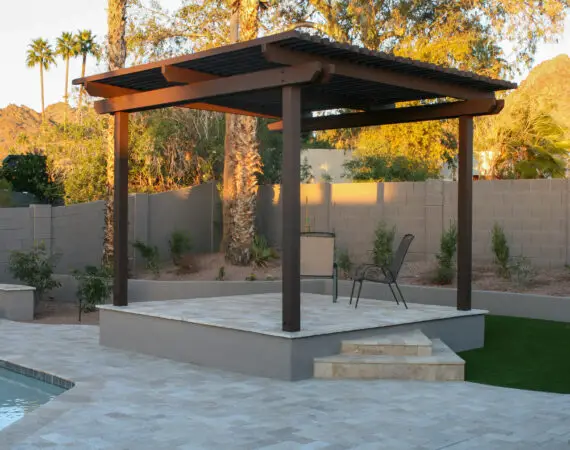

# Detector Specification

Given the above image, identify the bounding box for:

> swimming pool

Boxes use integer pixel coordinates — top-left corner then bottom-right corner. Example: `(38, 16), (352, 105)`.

(0, 367), (66, 431)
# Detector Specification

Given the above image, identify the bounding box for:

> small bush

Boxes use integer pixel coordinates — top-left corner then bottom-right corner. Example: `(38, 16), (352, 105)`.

(8, 243), (61, 303)
(245, 273), (257, 281)
(492, 223), (510, 278)
(336, 249), (352, 279)
(216, 266), (225, 281)
(133, 240), (160, 276)
(434, 222), (457, 285)
(251, 235), (276, 268)
(372, 221), (396, 267)
(509, 256), (534, 287)
(169, 230), (192, 265)
(73, 265), (112, 312)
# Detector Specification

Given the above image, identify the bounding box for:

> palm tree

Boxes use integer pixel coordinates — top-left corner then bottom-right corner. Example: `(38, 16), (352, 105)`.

(56, 32), (78, 104)
(102, 0), (128, 268)
(76, 30), (101, 110)
(225, 0), (266, 265)
(26, 38), (56, 121)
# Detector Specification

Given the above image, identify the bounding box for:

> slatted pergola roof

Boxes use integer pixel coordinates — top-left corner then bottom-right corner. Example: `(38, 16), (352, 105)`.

(75, 31), (516, 332)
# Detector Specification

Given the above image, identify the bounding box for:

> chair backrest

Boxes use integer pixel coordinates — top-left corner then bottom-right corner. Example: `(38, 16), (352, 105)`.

(388, 234), (415, 280)
(300, 232), (335, 277)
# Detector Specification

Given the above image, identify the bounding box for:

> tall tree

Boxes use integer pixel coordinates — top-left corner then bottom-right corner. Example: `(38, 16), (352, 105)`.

(26, 38), (56, 121)
(224, 0), (267, 265)
(55, 32), (78, 105)
(102, 0), (128, 268)
(76, 30), (101, 110)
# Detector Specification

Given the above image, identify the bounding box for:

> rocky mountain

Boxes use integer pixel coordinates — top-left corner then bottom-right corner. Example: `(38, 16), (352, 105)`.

(0, 103), (73, 158)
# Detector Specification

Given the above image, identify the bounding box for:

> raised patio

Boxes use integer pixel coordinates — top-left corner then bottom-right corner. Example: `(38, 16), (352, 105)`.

(98, 293), (485, 380)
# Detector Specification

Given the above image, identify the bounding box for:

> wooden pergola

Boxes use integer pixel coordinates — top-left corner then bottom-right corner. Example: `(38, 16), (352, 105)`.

(74, 31), (516, 332)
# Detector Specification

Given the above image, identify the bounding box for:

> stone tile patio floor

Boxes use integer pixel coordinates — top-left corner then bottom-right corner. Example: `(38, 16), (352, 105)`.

(1, 319), (569, 450)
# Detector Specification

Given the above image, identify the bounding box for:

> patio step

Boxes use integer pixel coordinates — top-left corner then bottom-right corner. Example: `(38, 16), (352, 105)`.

(340, 329), (433, 356)
(314, 338), (464, 381)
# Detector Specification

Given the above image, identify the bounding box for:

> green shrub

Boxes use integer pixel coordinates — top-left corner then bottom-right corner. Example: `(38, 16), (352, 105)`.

(251, 235), (276, 268)
(8, 243), (61, 303)
(509, 256), (534, 287)
(336, 249), (352, 279)
(245, 273), (257, 281)
(372, 221), (396, 267)
(492, 223), (510, 278)
(168, 230), (192, 265)
(216, 266), (225, 281)
(434, 222), (457, 285)
(73, 265), (112, 312)
(133, 240), (160, 276)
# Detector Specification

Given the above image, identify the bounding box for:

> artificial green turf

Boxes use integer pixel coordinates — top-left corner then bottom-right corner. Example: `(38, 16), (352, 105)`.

(459, 315), (570, 393)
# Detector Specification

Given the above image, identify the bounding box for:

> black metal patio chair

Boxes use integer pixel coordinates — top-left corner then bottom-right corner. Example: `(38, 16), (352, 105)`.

(349, 233), (415, 309)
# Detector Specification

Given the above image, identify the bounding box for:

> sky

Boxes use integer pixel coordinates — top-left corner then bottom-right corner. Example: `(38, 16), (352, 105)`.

(1, 1), (569, 112)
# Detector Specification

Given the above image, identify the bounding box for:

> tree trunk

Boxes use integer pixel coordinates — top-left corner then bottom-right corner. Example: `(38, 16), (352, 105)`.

(40, 65), (45, 122)
(78, 54), (87, 111)
(225, 0), (263, 265)
(221, 7), (240, 252)
(102, 0), (128, 269)
(64, 56), (70, 104)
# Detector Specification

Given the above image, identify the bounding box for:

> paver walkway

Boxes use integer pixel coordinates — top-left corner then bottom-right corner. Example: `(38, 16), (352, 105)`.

(1, 320), (569, 450)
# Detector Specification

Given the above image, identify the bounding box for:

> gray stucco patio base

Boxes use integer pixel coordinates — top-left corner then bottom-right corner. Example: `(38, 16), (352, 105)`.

(99, 293), (486, 380)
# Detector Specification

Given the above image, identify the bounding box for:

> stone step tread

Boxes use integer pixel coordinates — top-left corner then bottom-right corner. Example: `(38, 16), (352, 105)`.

(316, 339), (463, 365)
(341, 329), (432, 348)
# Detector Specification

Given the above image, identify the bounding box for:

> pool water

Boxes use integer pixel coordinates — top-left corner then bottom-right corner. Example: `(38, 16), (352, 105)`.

(0, 367), (65, 431)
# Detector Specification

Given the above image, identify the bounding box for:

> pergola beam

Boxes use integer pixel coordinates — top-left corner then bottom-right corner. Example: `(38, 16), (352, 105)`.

(267, 99), (503, 132)
(262, 44), (494, 101)
(161, 65), (218, 84)
(85, 82), (138, 98)
(94, 62), (328, 114)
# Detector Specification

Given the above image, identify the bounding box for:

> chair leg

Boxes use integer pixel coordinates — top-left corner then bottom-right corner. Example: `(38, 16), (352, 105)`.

(394, 281), (408, 309)
(387, 283), (400, 305)
(355, 281), (364, 309)
(332, 267), (338, 304)
(349, 279), (357, 305)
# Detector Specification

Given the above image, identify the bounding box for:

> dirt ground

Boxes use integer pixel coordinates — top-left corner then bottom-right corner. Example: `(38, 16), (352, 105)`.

(138, 253), (570, 298)
(20, 254), (570, 325)
(28, 300), (100, 325)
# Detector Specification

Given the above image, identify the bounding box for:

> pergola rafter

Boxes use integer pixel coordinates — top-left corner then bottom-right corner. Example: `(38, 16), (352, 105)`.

(74, 31), (516, 332)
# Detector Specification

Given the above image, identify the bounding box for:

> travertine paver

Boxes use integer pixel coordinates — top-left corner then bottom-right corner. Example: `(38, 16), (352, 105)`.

(1, 319), (569, 450)
(99, 294), (486, 337)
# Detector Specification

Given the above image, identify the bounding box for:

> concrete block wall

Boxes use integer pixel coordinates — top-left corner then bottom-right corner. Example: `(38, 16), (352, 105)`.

(259, 179), (570, 268)
(0, 183), (218, 280)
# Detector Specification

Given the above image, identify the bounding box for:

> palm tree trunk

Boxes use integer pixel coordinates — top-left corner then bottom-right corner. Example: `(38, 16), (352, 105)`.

(225, 0), (263, 265)
(78, 54), (87, 111)
(40, 65), (45, 122)
(103, 0), (127, 269)
(64, 56), (70, 104)
(221, 7), (240, 252)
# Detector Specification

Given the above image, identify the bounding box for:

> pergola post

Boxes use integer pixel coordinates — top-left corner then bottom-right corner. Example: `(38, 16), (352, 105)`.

(281, 86), (301, 331)
(457, 115), (474, 310)
(113, 111), (129, 306)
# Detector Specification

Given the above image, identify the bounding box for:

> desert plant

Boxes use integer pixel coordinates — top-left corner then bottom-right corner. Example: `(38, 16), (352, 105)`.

(372, 221), (396, 267)
(251, 235), (276, 268)
(169, 230), (192, 265)
(216, 266), (226, 281)
(73, 265), (112, 312)
(8, 243), (61, 303)
(492, 223), (510, 278)
(245, 273), (257, 281)
(509, 256), (534, 287)
(336, 249), (352, 279)
(434, 222), (457, 285)
(133, 240), (160, 276)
